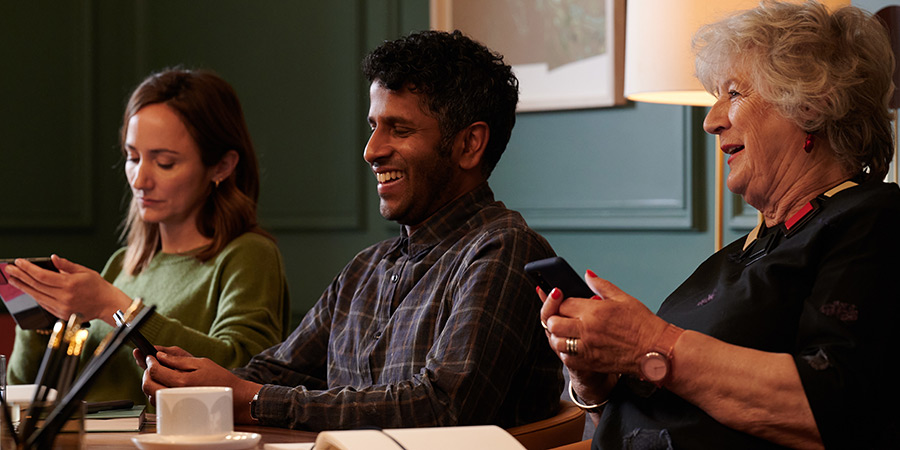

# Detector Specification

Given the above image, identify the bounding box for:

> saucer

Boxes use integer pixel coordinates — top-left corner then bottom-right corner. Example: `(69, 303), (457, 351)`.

(132, 432), (261, 450)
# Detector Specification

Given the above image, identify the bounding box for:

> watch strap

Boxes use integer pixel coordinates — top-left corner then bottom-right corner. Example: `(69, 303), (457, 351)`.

(249, 389), (261, 421)
(644, 323), (684, 387)
(654, 323), (684, 360)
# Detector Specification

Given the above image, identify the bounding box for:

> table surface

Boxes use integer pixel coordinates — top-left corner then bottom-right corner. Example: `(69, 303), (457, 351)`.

(41, 424), (317, 449)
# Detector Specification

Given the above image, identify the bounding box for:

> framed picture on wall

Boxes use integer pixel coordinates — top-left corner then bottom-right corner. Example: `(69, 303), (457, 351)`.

(430, 0), (625, 112)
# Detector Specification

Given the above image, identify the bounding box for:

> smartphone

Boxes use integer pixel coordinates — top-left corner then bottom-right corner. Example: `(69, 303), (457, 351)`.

(113, 310), (157, 357)
(524, 256), (595, 299)
(0, 257), (59, 329)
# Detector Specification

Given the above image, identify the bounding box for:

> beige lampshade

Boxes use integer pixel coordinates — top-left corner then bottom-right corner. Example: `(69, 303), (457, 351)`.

(624, 0), (850, 107)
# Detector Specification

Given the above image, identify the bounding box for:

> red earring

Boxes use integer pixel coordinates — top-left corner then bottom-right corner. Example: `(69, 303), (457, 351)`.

(803, 134), (815, 153)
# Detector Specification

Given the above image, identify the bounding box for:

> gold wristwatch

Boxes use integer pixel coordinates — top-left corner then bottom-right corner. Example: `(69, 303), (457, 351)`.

(638, 324), (684, 387)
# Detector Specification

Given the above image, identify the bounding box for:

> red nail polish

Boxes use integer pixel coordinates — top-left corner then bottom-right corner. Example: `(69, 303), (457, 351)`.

(586, 269), (598, 278)
(591, 295), (602, 300)
(550, 288), (562, 300)
(536, 286), (542, 294)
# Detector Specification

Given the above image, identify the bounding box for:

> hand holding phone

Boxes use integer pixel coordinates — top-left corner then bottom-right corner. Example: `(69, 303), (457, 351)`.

(524, 257), (595, 299)
(0, 257), (60, 329)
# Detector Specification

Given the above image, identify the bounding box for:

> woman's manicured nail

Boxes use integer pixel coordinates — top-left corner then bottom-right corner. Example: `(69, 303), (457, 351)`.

(550, 288), (562, 300)
(586, 269), (598, 278)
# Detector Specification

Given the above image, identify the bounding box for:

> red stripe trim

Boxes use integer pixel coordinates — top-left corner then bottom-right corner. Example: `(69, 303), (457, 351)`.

(785, 202), (814, 230)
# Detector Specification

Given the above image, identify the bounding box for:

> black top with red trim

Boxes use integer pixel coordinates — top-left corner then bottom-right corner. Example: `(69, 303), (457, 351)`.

(593, 180), (900, 449)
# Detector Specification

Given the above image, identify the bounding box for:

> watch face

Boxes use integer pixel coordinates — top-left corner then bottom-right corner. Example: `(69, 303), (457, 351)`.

(640, 352), (669, 382)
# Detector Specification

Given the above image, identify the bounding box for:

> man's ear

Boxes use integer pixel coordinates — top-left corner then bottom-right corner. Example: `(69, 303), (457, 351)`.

(456, 121), (489, 171)
(212, 150), (240, 184)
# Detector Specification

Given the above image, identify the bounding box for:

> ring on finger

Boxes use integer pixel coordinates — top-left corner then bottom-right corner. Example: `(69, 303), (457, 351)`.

(540, 320), (549, 330)
(565, 337), (579, 355)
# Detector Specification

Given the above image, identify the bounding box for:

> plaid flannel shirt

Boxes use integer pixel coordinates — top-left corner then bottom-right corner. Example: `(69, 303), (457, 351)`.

(233, 182), (563, 430)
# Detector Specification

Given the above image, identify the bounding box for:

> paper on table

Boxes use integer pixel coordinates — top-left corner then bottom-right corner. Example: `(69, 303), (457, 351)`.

(265, 425), (526, 450)
(265, 444), (314, 450)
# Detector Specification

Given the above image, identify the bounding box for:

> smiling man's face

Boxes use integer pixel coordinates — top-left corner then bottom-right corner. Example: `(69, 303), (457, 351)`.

(363, 82), (461, 231)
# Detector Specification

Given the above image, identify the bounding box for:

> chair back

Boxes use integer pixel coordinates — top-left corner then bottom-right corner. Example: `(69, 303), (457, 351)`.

(506, 400), (585, 450)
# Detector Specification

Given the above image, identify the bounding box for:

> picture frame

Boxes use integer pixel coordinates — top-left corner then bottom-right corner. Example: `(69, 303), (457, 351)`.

(430, 0), (626, 112)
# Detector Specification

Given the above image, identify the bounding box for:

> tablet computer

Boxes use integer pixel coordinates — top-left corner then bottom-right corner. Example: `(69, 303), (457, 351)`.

(0, 257), (58, 330)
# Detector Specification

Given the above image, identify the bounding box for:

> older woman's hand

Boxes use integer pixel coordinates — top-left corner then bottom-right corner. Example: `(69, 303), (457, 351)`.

(539, 284), (617, 410)
(542, 270), (671, 378)
(3, 254), (133, 325)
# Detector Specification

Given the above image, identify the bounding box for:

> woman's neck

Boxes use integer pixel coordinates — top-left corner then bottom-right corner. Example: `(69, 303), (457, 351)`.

(159, 224), (211, 254)
(761, 168), (853, 228)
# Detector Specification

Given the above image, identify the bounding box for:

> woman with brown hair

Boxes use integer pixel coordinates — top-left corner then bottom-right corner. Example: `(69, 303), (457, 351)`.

(6, 69), (289, 405)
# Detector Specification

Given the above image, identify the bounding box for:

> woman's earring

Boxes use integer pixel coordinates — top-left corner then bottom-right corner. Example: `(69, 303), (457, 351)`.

(803, 134), (815, 153)
(214, 179), (221, 188)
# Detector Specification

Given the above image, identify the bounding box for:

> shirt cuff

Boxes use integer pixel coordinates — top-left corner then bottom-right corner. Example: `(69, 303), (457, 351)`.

(253, 384), (299, 427)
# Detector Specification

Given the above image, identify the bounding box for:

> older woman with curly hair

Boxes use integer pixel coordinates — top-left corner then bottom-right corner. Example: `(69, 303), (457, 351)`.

(539, 1), (900, 448)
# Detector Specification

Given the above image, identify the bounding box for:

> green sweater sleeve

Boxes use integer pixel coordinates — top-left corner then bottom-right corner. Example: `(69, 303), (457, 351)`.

(117, 232), (290, 368)
(7, 232), (289, 405)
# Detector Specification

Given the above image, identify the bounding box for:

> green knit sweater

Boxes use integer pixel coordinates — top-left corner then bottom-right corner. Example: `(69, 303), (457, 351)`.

(8, 232), (290, 406)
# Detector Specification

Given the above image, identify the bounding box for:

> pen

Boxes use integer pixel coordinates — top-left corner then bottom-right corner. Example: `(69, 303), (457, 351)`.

(0, 354), (13, 447)
(55, 314), (86, 398)
(1, 388), (19, 447)
(28, 305), (156, 449)
(56, 328), (88, 398)
(19, 320), (66, 442)
(1, 354), (6, 401)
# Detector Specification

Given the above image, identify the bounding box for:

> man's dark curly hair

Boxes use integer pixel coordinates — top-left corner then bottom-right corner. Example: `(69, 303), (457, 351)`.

(362, 30), (519, 178)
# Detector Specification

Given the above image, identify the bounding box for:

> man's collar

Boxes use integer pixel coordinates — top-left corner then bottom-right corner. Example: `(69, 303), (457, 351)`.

(400, 182), (495, 253)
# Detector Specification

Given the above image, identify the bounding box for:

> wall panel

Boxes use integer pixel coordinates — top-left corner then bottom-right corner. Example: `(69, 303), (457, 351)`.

(494, 104), (702, 230)
(133, 0), (366, 231)
(0, 2), (94, 229)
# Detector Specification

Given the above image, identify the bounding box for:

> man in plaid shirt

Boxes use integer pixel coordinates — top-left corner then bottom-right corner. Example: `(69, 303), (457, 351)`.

(140, 30), (563, 431)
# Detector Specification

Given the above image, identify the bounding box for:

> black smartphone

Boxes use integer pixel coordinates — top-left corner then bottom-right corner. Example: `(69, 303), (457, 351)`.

(524, 256), (595, 299)
(113, 310), (157, 357)
(0, 257), (59, 329)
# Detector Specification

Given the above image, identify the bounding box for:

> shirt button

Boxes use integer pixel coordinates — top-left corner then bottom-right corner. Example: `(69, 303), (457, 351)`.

(390, 274), (399, 283)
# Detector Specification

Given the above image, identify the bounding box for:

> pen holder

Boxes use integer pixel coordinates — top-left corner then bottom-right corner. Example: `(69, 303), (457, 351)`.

(1, 399), (15, 450)
(19, 401), (85, 449)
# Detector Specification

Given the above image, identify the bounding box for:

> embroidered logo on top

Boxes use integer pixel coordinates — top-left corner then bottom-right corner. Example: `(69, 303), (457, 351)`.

(819, 301), (858, 322)
(696, 292), (714, 307)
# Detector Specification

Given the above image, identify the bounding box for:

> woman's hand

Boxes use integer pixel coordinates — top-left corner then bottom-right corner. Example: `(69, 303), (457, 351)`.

(541, 270), (670, 377)
(4, 254), (133, 325)
(538, 278), (620, 410)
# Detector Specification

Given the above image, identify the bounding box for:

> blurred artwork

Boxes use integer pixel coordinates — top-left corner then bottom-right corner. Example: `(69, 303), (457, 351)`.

(433, 0), (624, 111)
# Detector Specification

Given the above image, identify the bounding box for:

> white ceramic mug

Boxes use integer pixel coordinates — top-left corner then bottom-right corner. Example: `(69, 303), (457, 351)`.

(156, 386), (233, 441)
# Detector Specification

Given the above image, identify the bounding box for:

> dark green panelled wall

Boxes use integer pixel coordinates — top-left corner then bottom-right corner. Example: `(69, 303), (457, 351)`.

(1, 0), (888, 326)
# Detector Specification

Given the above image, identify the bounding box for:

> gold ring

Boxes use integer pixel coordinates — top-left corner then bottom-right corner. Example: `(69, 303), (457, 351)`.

(540, 320), (549, 330)
(565, 337), (579, 355)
